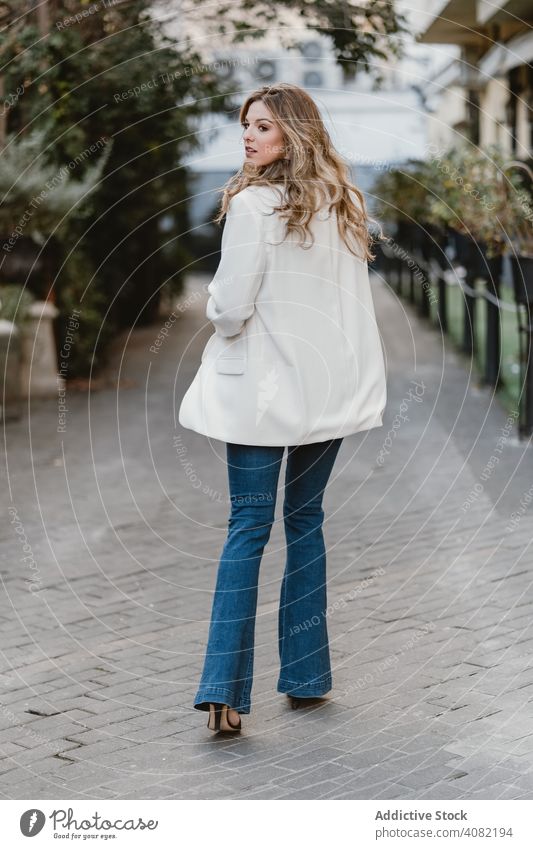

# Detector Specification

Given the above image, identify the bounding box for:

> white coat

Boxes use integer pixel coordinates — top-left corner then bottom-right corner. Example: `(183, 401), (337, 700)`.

(178, 184), (387, 446)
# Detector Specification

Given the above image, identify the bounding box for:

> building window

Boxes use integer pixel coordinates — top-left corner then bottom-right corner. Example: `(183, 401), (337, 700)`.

(299, 41), (322, 61)
(303, 71), (323, 88)
(256, 60), (276, 81)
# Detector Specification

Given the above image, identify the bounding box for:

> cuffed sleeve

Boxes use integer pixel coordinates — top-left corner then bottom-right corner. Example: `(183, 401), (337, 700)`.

(205, 190), (267, 337)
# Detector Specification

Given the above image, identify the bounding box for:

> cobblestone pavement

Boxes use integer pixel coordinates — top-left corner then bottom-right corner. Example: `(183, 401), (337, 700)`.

(1, 272), (533, 800)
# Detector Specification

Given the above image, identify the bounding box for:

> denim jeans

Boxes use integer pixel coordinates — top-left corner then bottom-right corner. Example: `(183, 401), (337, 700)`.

(193, 437), (343, 715)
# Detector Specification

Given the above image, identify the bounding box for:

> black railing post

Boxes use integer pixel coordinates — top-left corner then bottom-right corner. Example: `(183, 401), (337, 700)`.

(518, 303), (533, 438)
(462, 274), (476, 357)
(509, 256), (533, 439)
(483, 257), (503, 388)
(396, 255), (403, 295)
(408, 238), (416, 305)
(418, 259), (431, 318)
(438, 273), (448, 333)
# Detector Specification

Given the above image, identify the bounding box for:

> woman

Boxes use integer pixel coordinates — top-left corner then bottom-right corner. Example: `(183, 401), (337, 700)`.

(179, 83), (387, 733)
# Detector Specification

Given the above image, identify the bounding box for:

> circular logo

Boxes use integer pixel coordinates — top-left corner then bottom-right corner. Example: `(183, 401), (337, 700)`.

(20, 809), (45, 837)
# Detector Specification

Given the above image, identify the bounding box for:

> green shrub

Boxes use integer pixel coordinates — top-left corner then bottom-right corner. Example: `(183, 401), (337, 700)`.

(0, 283), (34, 328)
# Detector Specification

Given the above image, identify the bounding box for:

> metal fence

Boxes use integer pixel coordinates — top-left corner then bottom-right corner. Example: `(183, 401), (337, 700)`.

(372, 230), (532, 440)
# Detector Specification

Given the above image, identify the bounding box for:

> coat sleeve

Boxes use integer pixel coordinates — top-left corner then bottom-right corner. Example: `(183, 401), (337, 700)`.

(205, 190), (267, 337)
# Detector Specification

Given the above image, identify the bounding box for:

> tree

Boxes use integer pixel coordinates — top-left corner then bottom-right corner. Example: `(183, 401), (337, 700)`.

(165, 0), (408, 85)
(1, 1), (229, 336)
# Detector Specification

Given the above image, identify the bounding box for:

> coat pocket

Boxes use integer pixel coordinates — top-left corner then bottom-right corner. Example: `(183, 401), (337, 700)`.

(216, 356), (245, 375)
(214, 330), (247, 375)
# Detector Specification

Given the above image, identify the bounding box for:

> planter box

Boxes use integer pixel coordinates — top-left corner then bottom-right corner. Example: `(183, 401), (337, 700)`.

(20, 300), (60, 398)
(0, 319), (22, 421)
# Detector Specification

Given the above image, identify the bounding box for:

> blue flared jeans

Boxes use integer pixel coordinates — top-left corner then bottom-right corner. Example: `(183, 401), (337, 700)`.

(193, 437), (343, 715)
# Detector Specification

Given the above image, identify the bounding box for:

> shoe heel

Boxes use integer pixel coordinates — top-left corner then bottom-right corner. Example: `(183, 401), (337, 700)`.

(207, 703), (222, 731)
(220, 704), (241, 732)
(207, 702), (241, 732)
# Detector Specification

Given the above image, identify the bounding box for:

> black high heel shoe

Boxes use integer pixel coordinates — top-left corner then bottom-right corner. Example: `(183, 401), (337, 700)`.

(287, 694), (326, 709)
(207, 702), (242, 732)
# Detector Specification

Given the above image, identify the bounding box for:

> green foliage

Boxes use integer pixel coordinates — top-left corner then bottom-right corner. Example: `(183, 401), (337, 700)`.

(210, 0), (409, 85)
(501, 160), (533, 257)
(374, 145), (533, 259)
(424, 144), (532, 257)
(1, 0), (231, 375)
(0, 283), (34, 327)
(373, 159), (433, 227)
(54, 245), (118, 378)
(0, 127), (111, 240)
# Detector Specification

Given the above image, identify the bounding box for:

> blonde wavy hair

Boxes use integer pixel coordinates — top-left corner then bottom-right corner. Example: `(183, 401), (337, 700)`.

(213, 83), (379, 261)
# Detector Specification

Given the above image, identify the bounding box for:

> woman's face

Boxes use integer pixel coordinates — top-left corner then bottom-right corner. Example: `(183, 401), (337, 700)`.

(242, 100), (287, 166)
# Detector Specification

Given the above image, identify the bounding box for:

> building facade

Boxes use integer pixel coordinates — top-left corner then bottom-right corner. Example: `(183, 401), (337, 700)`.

(417, 0), (533, 160)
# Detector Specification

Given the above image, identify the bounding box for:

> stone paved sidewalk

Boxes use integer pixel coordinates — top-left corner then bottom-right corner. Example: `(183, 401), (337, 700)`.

(1, 271), (532, 800)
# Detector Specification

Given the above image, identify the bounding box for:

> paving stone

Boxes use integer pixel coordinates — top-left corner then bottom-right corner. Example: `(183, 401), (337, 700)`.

(1, 273), (533, 799)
